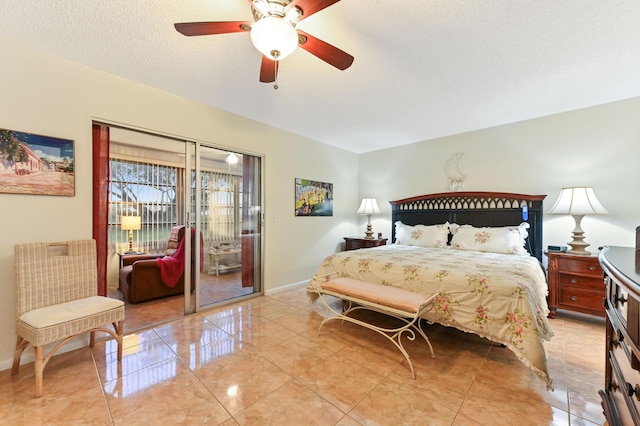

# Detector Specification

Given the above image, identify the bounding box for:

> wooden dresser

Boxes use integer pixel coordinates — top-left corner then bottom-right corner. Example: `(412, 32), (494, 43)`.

(599, 246), (640, 425)
(546, 251), (605, 318)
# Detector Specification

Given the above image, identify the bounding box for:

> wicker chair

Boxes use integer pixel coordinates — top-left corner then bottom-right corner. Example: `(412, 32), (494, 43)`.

(12, 240), (125, 397)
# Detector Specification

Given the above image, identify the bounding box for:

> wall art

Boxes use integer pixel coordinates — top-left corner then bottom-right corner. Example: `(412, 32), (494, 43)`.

(295, 178), (333, 216)
(0, 128), (74, 196)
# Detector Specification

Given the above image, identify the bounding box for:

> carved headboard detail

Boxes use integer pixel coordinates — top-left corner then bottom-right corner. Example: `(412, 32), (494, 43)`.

(390, 192), (546, 262)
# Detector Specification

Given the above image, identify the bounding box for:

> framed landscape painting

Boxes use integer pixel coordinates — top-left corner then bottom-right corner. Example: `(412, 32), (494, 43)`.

(295, 178), (333, 216)
(0, 128), (75, 196)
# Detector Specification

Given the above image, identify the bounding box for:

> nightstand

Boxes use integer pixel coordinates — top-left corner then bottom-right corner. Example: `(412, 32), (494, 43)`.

(545, 250), (605, 318)
(118, 251), (144, 269)
(343, 237), (388, 251)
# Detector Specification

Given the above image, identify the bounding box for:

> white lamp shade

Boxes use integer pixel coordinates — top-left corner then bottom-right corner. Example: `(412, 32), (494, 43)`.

(357, 198), (380, 215)
(121, 215), (141, 231)
(548, 187), (608, 215)
(250, 17), (298, 60)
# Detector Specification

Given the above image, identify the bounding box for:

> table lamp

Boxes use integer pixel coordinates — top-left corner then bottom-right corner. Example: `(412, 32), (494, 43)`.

(548, 187), (607, 255)
(121, 215), (141, 253)
(357, 198), (380, 239)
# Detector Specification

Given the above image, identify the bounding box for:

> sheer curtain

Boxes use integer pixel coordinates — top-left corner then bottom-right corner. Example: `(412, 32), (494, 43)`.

(204, 171), (240, 245)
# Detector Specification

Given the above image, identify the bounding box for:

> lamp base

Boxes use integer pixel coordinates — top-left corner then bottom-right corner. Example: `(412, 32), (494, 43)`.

(566, 242), (591, 255)
(363, 214), (374, 239)
(364, 225), (374, 239)
(566, 214), (591, 255)
(364, 224), (373, 240)
(128, 230), (134, 253)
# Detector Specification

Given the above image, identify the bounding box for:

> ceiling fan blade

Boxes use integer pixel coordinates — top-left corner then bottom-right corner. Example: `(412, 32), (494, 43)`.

(259, 56), (278, 83)
(288, 0), (341, 21)
(174, 21), (250, 36)
(297, 30), (354, 70)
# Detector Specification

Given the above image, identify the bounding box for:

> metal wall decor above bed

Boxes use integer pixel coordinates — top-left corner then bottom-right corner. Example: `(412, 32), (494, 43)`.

(390, 192), (546, 262)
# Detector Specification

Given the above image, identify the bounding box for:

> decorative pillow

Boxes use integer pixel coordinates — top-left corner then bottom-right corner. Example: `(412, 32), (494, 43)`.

(394, 221), (449, 248)
(449, 222), (530, 255)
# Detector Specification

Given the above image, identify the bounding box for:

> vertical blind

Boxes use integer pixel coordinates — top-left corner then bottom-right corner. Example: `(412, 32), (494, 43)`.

(109, 158), (241, 254)
(109, 158), (178, 253)
(196, 170), (242, 244)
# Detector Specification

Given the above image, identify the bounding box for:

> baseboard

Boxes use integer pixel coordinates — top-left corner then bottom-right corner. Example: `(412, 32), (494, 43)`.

(265, 280), (309, 295)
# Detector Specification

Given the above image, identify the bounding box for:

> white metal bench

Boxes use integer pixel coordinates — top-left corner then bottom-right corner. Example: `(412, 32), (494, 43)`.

(314, 277), (439, 379)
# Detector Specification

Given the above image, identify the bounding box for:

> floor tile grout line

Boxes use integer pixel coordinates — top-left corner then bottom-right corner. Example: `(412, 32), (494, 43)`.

(90, 349), (116, 426)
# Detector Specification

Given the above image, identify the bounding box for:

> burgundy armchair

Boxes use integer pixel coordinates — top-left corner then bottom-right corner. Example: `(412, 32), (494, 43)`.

(118, 226), (200, 303)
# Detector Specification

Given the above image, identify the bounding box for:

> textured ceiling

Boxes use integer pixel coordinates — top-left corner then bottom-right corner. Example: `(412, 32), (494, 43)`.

(1, 1), (639, 153)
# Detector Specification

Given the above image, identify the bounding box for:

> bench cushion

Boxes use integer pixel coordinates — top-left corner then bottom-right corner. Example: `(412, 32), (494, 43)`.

(320, 278), (432, 314)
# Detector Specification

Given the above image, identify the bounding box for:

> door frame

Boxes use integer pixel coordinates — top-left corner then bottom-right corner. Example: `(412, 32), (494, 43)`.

(92, 120), (265, 314)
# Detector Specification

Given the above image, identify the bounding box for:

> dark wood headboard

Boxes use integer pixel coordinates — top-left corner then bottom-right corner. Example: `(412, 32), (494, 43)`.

(390, 192), (546, 262)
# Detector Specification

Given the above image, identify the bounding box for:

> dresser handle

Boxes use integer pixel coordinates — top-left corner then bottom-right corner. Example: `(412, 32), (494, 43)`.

(612, 329), (624, 347)
(571, 278), (578, 284)
(627, 383), (640, 401)
(588, 265), (596, 271)
(570, 295), (578, 301)
(617, 294), (628, 306)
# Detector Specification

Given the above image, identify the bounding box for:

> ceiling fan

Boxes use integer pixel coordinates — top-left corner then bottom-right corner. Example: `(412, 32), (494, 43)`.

(174, 0), (354, 85)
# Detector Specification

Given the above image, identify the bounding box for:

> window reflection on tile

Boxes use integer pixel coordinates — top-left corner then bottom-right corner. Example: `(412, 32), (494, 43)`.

(103, 358), (180, 398)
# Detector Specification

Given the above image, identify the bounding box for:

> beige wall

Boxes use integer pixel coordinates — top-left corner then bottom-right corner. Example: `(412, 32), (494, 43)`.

(0, 37), (359, 369)
(2, 35), (639, 372)
(358, 97), (640, 253)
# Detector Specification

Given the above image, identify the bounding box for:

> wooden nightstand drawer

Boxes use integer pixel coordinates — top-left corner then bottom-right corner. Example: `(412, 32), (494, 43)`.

(558, 273), (604, 291)
(558, 257), (603, 276)
(558, 287), (604, 313)
(545, 251), (604, 318)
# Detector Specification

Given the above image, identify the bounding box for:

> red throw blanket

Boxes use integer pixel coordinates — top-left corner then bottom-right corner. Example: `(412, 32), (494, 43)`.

(156, 229), (204, 288)
(156, 237), (186, 288)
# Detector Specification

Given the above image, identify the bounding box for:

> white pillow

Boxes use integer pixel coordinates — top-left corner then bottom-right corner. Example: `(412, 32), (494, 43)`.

(395, 221), (449, 248)
(449, 222), (530, 255)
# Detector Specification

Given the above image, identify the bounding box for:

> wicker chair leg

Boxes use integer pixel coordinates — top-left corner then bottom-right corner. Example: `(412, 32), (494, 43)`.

(12, 336), (28, 375)
(90, 331), (96, 348)
(116, 320), (124, 361)
(34, 345), (44, 398)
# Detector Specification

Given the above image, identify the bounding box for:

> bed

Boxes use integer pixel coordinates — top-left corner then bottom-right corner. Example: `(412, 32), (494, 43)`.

(307, 192), (554, 389)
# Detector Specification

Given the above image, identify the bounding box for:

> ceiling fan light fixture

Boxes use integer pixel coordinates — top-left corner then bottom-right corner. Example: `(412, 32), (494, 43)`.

(226, 152), (239, 165)
(250, 16), (298, 60)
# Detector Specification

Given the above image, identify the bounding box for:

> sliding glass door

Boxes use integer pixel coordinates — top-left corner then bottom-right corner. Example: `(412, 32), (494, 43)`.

(187, 142), (263, 313)
(102, 124), (263, 323)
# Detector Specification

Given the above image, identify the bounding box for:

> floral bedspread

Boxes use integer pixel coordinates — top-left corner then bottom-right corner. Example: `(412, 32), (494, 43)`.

(307, 244), (554, 389)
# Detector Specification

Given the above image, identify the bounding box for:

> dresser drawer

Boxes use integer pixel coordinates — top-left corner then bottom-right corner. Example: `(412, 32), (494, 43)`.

(598, 246), (640, 426)
(609, 352), (639, 426)
(558, 287), (604, 313)
(558, 257), (603, 276)
(558, 273), (604, 291)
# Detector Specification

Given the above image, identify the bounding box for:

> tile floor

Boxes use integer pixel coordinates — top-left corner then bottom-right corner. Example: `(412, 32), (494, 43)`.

(0, 285), (606, 425)
(108, 270), (254, 333)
